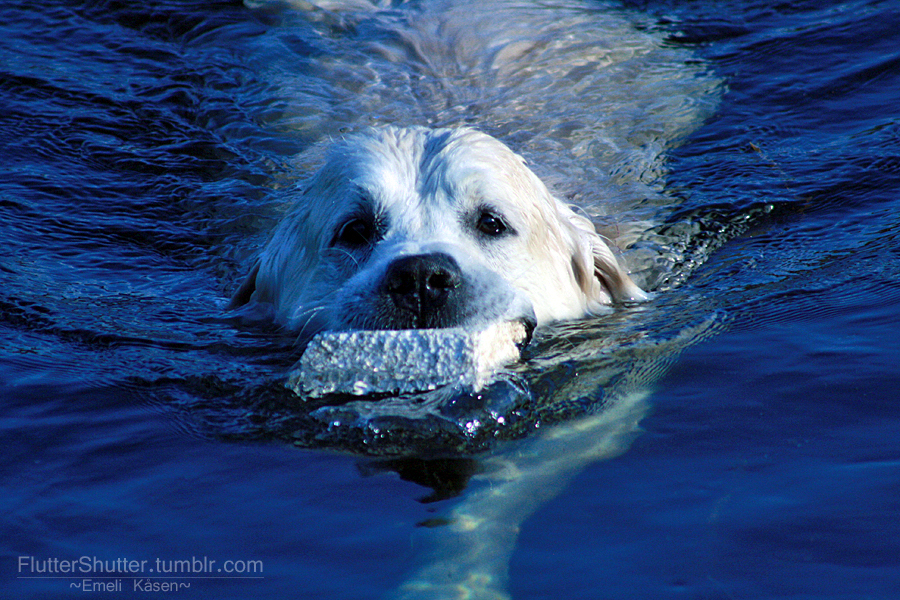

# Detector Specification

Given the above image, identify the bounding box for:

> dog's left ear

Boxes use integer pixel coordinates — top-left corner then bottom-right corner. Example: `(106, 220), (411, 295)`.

(589, 233), (647, 303)
(565, 210), (647, 304)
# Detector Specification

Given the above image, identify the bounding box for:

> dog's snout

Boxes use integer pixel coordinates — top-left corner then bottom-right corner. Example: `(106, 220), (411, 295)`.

(383, 253), (462, 325)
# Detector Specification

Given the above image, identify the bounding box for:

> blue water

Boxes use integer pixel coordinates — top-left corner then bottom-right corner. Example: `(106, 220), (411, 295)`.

(3, 0), (900, 598)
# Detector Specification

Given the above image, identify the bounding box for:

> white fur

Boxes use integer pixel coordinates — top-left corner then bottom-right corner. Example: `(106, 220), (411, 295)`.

(232, 126), (646, 336)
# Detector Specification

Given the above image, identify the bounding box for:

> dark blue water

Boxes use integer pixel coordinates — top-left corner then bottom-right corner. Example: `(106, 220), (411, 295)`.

(3, 0), (899, 598)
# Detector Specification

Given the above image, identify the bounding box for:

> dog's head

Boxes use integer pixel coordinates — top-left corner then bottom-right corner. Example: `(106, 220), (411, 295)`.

(230, 126), (645, 340)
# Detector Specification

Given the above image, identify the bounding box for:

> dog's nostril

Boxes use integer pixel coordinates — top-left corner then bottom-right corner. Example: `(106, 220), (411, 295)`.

(386, 270), (416, 296)
(426, 270), (457, 291)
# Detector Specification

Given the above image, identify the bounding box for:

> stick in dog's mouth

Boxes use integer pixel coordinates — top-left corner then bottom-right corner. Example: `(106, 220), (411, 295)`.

(288, 318), (534, 398)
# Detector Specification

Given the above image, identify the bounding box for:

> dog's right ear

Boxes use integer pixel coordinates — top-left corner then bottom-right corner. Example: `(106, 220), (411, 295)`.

(227, 260), (260, 309)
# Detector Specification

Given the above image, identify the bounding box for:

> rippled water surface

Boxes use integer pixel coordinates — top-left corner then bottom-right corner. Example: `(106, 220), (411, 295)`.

(2, 0), (899, 598)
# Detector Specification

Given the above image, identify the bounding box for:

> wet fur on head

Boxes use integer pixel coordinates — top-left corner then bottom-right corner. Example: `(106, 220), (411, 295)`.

(231, 126), (645, 339)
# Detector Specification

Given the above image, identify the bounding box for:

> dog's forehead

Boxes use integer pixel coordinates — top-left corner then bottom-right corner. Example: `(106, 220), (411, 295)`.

(343, 127), (533, 210)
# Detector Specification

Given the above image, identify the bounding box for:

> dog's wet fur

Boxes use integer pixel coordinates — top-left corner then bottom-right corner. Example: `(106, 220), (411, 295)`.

(230, 126), (645, 340)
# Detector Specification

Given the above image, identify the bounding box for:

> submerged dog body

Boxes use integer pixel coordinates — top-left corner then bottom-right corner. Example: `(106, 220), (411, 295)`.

(232, 126), (645, 338)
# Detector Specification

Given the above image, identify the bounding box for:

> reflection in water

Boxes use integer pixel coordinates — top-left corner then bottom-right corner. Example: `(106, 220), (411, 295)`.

(389, 313), (724, 598)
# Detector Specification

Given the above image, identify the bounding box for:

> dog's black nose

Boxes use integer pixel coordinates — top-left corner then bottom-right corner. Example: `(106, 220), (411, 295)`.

(383, 253), (462, 326)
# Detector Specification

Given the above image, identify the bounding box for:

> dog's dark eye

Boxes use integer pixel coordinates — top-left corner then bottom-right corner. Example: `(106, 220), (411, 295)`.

(333, 217), (375, 248)
(475, 211), (511, 237)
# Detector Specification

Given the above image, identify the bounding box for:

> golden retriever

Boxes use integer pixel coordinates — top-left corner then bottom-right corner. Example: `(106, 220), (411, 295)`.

(230, 126), (646, 340)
